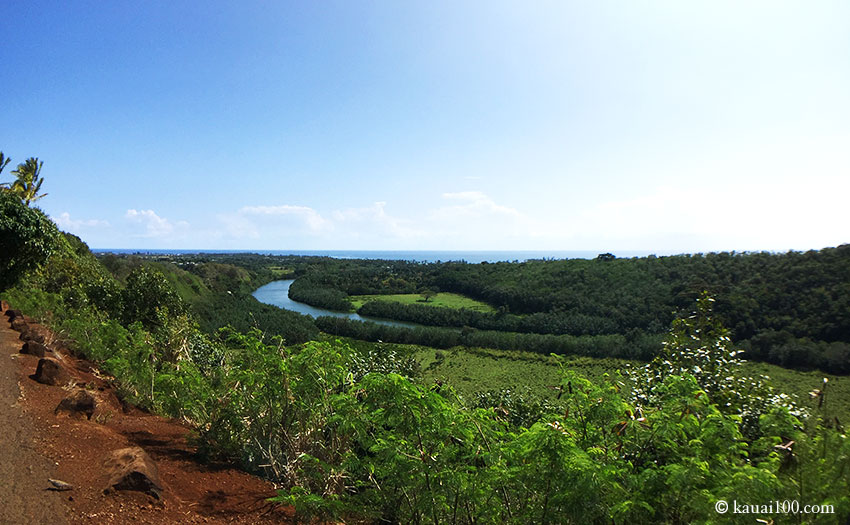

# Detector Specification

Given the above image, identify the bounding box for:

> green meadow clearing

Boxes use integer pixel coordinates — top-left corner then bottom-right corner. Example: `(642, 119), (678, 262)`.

(268, 265), (294, 277)
(349, 291), (495, 312)
(329, 334), (850, 423)
(417, 345), (850, 422)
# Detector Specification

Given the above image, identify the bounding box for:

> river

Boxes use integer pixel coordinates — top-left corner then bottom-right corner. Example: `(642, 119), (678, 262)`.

(252, 279), (423, 329)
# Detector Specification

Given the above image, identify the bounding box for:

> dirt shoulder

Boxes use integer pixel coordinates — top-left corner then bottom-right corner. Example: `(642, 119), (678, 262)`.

(0, 310), (68, 524)
(1, 303), (294, 524)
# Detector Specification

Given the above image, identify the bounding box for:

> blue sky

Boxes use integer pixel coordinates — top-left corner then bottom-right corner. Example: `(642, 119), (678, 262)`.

(3, 1), (848, 252)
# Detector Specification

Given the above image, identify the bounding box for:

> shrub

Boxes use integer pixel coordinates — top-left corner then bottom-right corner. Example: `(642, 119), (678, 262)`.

(0, 191), (61, 290)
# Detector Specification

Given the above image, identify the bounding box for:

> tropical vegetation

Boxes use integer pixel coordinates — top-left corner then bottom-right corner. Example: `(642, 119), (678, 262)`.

(284, 250), (850, 373)
(2, 150), (849, 523)
(1, 154), (48, 206)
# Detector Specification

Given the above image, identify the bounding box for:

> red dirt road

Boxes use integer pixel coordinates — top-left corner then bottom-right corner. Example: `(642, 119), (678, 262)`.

(0, 313), (68, 524)
(0, 304), (295, 524)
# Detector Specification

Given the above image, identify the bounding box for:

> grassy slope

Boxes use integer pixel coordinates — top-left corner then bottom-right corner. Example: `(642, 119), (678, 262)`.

(318, 331), (848, 421)
(312, 332), (842, 423)
(349, 292), (495, 312)
(153, 262), (211, 305)
(417, 346), (624, 397)
(744, 361), (849, 421)
(413, 345), (850, 421)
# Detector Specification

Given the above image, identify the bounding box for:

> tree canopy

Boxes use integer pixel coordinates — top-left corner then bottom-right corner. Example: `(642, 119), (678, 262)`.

(0, 153), (47, 206)
(0, 190), (61, 290)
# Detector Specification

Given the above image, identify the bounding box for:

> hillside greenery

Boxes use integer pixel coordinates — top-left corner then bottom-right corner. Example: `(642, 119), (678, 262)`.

(97, 253), (317, 344)
(2, 156), (849, 523)
(282, 249), (850, 373)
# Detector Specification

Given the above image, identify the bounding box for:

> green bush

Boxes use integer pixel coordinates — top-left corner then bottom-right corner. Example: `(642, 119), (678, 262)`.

(0, 192), (61, 290)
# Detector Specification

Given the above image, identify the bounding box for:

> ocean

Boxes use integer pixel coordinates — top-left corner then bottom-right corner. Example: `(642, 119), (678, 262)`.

(91, 249), (675, 263)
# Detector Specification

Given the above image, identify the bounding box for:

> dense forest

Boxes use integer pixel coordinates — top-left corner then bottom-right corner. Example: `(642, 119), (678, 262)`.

(98, 254), (318, 344)
(2, 153), (849, 523)
(90, 247), (850, 372)
(281, 250), (850, 373)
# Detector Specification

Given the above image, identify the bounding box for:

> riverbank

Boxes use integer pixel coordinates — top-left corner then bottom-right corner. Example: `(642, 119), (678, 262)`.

(252, 279), (424, 329)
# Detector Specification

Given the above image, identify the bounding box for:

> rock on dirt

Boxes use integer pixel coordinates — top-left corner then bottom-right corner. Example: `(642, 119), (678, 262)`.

(22, 341), (50, 358)
(3, 303), (293, 524)
(103, 447), (164, 500)
(20, 328), (47, 343)
(34, 358), (71, 386)
(1, 304), (69, 524)
(48, 478), (74, 491)
(55, 389), (97, 420)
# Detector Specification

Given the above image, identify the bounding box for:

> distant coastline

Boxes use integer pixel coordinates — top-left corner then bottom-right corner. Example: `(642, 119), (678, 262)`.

(90, 249), (678, 264)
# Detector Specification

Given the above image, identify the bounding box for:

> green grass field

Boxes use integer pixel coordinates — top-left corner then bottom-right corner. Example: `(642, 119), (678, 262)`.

(349, 292), (495, 312)
(322, 334), (850, 422)
(416, 346), (627, 398)
(743, 361), (850, 421)
(415, 345), (850, 421)
(268, 266), (294, 277)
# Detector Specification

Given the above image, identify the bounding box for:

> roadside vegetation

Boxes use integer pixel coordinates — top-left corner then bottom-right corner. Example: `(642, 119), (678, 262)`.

(2, 150), (849, 523)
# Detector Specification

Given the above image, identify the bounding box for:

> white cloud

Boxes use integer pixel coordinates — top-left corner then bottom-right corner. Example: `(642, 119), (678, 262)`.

(119, 176), (847, 252)
(125, 209), (189, 238)
(220, 201), (422, 246)
(213, 212), (261, 240)
(331, 201), (422, 239)
(240, 204), (331, 233)
(429, 191), (544, 242)
(437, 191), (525, 220)
(53, 212), (109, 231)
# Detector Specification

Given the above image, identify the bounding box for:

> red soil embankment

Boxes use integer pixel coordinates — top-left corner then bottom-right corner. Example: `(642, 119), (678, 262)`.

(0, 302), (294, 524)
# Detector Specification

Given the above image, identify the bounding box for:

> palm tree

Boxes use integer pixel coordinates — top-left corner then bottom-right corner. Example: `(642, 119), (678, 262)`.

(0, 152), (10, 176)
(7, 157), (47, 206)
(0, 152), (13, 197)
